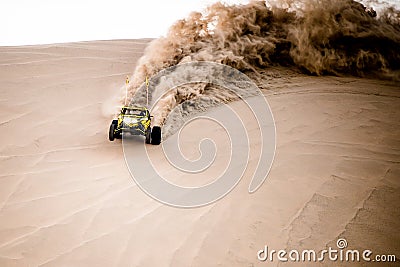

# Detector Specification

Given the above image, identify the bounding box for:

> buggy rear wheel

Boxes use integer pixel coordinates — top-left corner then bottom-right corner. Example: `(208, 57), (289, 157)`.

(145, 127), (152, 144)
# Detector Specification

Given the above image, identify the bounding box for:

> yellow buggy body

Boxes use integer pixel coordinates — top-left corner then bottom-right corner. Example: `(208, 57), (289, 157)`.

(108, 106), (161, 145)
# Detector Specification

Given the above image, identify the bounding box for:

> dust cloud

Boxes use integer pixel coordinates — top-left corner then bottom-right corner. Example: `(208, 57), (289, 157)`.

(123, 0), (400, 129)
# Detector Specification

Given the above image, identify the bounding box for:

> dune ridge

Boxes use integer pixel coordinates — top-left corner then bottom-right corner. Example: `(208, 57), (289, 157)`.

(0, 39), (399, 266)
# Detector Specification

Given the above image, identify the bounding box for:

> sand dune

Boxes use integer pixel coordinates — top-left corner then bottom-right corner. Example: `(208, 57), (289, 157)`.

(0, 40), (399, 267)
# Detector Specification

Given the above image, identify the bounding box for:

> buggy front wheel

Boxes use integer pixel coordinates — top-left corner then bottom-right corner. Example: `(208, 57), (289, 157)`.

(109, 124), (116, 141)
(151, 126), (161, 145)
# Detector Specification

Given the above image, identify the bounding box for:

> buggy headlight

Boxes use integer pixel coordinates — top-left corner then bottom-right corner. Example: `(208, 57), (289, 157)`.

(123, 117), (137, 124)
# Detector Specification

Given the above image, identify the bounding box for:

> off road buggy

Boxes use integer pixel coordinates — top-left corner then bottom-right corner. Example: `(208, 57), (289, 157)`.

(108, 106), (161, 145)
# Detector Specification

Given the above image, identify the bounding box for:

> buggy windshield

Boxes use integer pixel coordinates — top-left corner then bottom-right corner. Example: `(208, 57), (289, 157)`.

(123, 108), (147, 116)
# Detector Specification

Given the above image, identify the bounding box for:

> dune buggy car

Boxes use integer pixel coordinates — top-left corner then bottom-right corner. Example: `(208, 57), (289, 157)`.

(108, 106), (161, 145)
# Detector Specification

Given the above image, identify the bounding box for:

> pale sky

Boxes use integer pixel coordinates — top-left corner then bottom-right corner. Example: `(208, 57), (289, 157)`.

(1, 0), (398, 46)
(0, 0), (248, 46)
